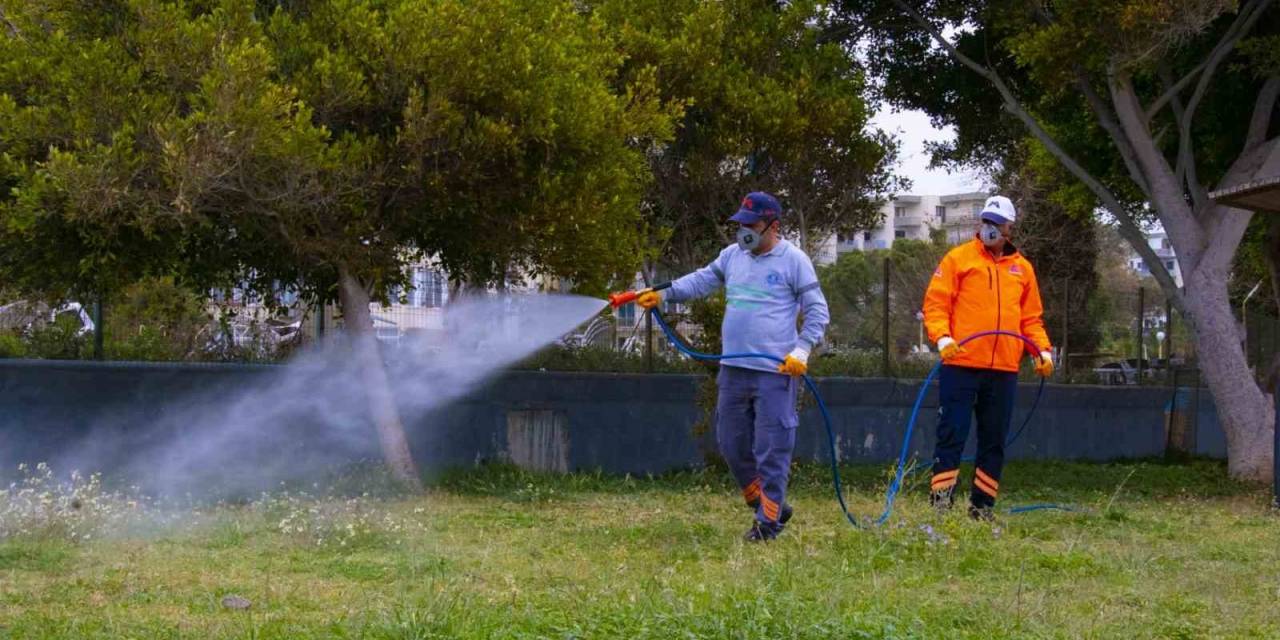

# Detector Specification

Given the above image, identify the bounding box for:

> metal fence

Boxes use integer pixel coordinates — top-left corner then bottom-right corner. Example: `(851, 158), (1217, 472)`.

(2, 267), (1278, 388)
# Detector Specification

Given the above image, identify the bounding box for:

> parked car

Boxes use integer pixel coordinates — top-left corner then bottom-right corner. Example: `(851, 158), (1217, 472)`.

(0, 300), (95, 336)
(1093, 360), (1138, 385)
(372, 315), (402, 346)
(204, 316), (302, 359)
(1092, 358), (1173, 385)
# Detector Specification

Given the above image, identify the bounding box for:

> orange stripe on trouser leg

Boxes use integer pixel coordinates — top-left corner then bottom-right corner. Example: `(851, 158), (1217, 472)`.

(742, 478), (762, 503)
(973, 476), (998, 498)
(931, 470), (958, 491)
(759, 495), (780, 522)
(975, 469), (1000, 491)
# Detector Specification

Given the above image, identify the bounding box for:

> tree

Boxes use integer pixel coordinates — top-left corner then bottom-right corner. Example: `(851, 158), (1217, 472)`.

(818, 233), (949, 352)
(819, 246), (882, 349)
(0, 0), (195, 305)
(0, 0), (673, 487)
(590, 0), (900, 273)
(840, 1), (1280, 480)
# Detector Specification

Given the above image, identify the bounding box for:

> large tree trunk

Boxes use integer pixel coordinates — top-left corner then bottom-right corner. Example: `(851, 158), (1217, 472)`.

(1183, 268), (1276, 480)
(1106, 75), (1277, 482)
(337, 265), (422, 490)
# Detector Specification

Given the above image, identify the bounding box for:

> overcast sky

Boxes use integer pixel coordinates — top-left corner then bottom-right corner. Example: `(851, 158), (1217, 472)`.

(870, 107), (988, 196)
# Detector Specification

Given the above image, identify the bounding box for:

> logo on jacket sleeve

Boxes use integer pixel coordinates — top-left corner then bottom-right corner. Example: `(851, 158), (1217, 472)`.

(1009, 264), (1023, 276)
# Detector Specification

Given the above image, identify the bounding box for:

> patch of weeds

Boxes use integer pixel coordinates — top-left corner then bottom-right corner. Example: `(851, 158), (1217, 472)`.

(1033, 548), (1102, 574)
(1155, 593), (1212, 639)
(0, 463), (162, 543)
(327, 557), (394, 582)
(204, 519), (249, 550)
(0, 539), (73, 572)
(254, 492), (426, 549)
(1105, 508), (1131, 522)
(495, 469), (719, 503)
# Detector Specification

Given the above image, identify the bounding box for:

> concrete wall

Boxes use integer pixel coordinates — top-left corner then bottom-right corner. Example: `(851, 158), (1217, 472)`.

(0, 360), (1223, 484)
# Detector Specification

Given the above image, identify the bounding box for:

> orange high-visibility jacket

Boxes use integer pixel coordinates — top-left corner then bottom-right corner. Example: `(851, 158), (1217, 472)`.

(923, 238), (1051, 373)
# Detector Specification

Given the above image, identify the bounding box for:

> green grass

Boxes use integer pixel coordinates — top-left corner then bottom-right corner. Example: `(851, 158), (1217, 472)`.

(1, 460), (1278, 639)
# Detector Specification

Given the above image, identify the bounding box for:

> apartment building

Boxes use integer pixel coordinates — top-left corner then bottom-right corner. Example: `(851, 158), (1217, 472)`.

(822, 191), (990, 264)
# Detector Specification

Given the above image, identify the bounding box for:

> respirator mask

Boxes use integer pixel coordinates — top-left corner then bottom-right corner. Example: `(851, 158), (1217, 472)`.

(737, 218), (776, 252)
(980, 222), (1004, 248)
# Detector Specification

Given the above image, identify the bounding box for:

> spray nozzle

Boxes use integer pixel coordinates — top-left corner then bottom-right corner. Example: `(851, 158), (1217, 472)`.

(608, 282), (671, 308)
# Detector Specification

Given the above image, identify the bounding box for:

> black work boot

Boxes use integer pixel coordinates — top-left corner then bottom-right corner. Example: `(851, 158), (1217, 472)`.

(968, 503), (995, 522)
(930, 487), (955, 514)
(743, 520), (782, 542)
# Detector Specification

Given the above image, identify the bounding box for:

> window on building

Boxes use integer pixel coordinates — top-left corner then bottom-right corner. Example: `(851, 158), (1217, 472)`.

(936, 205), (947, 222)
(617, 301), (636, 325)
(276, 283), (299, 307)
(863, 231), (872, 242)
(971, 203), (982, 217)
(1165, 261), (1175, 271)
(409, 268), (446, 307)
(894, 206), (907, 217)
(894, 229), (906, 239)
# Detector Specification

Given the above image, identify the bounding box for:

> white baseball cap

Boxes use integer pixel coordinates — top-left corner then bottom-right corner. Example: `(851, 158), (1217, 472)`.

(980, 195), (1017, 224)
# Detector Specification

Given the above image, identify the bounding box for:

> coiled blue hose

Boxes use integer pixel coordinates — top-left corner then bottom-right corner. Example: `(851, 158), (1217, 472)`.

(648, 309), (1071, 527)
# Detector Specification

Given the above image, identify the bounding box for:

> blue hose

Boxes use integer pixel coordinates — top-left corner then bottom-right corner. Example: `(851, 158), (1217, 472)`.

(648, 309), (1071, 526)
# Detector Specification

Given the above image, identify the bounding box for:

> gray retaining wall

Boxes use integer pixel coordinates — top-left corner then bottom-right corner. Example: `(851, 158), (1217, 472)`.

(0, 360), (1224, 486)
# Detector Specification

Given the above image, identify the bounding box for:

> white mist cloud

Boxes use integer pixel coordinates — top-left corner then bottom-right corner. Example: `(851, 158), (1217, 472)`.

(55, 294), (608, 498)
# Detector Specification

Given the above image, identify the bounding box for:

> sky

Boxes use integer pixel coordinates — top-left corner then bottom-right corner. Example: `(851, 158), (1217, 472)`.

(870, 107), (988, 196)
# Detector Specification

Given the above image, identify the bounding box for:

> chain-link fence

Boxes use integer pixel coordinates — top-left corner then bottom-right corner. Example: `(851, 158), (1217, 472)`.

(4, 266), (1279, 390)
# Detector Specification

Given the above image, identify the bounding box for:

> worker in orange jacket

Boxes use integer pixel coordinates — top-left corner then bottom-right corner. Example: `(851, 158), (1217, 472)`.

(922, 195), (1053, 520)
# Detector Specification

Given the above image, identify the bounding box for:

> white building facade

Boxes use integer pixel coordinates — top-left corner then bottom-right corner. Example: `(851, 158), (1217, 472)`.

(1128, 228), (1184, 288)
(816, 191), (991, 265)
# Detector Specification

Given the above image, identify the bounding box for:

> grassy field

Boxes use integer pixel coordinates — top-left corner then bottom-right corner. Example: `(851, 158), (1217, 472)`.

(1, 459), (1278, 639)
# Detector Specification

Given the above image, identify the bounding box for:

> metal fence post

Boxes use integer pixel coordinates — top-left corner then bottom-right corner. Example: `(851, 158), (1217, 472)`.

(1274, 387), (1279, 509)
(1136, 287), (1145, 383)
(1165, 367), (1179, 455)
(315, 301), (326, 341)
(1192, 368), (1201, 448)
(646, 311), (654, 373)
(92, 298), (104, 361)
(1062, 278), (1070, 377)
(882, 256), (891, 378)
(1250, 310), (1259, 368)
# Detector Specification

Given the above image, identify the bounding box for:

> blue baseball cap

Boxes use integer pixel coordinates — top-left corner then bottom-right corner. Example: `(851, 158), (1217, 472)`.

(729, 192), (783, 224)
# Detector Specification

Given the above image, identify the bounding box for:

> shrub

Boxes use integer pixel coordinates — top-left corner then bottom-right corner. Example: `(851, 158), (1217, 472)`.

(22, 313), (87, 359)
(0, 331), (26, 358)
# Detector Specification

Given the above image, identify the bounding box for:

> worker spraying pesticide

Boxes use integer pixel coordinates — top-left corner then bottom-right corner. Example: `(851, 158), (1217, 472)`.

(923, 195), (1054, 520)
(613, 192), (829, 541)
